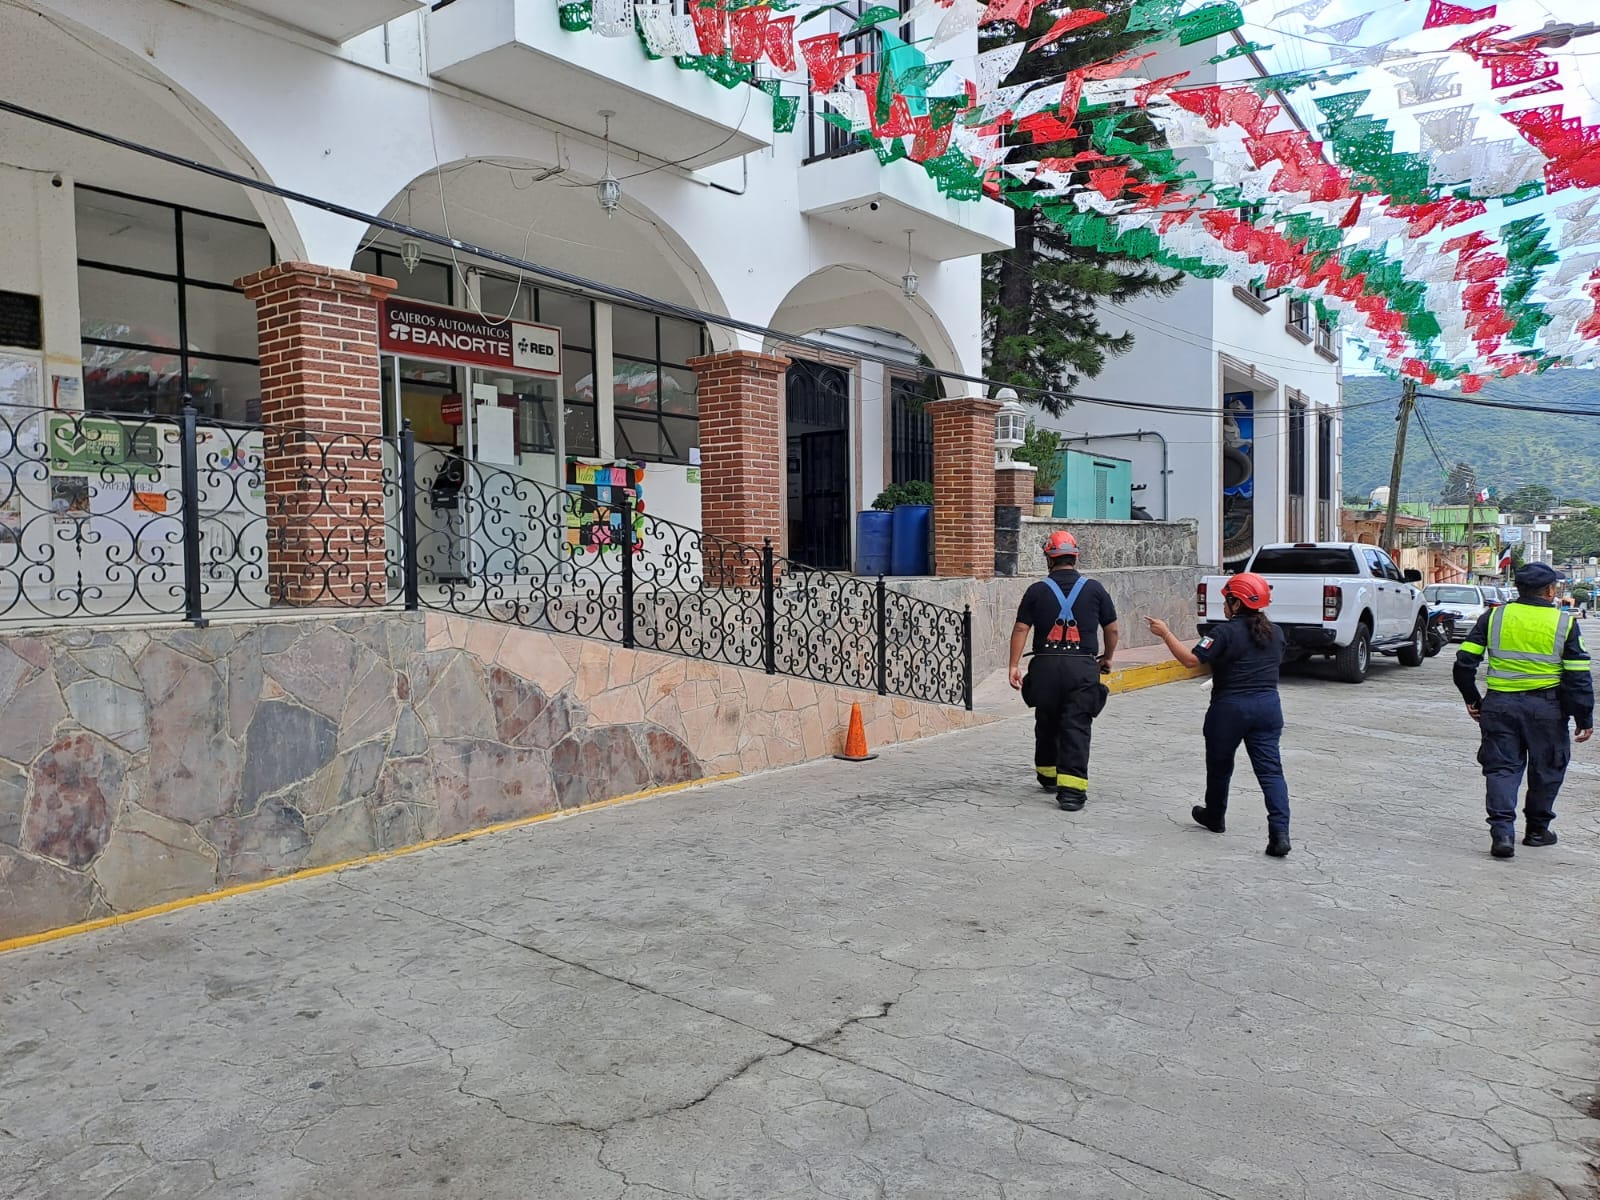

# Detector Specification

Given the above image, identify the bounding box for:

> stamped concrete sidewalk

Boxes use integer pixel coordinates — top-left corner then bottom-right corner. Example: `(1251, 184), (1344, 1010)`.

(3, 654), (1600, 1199)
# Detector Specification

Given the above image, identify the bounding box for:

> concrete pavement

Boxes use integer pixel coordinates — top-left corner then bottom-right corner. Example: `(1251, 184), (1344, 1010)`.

(4, 650), (1600, 1199)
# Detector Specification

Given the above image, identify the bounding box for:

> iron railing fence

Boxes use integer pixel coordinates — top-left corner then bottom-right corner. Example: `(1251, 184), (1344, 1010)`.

(0, 404), (972, 709)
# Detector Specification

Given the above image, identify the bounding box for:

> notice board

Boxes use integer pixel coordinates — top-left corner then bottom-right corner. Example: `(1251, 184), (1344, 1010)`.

(565, 460), (644, 554)
(0, 291), (43, 351)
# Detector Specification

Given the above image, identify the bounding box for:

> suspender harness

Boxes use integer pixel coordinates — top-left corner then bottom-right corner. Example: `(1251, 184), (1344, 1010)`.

(1041, 577), (1089, 652)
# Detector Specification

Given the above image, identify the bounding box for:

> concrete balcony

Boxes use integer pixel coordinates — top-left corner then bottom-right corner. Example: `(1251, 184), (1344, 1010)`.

(799, 152), (1015, 261)
(225, 0), (428, 43)
(426, 0), (772, 169)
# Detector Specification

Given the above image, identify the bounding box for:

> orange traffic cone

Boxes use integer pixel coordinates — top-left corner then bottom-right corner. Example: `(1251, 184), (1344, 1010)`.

(834, 702), (878, 762)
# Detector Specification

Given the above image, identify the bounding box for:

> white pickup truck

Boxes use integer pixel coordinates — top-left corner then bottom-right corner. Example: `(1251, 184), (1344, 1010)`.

(1198, 542), (1430, 683)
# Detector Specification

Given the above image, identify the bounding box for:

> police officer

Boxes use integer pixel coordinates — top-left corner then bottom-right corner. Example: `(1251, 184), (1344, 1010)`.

(1145, 572), (1292, 857)
(1455, 562), (1594, 859)
(1007, 531), (1119, 811)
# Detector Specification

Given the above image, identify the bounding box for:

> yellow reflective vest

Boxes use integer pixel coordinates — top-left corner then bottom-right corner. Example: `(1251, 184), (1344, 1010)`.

(1460, 602), (1588, 693)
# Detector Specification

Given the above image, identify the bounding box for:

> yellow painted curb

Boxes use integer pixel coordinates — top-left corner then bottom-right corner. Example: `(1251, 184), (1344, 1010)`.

(1106, 658), (1207, 695)
(0, 773), (737, 957)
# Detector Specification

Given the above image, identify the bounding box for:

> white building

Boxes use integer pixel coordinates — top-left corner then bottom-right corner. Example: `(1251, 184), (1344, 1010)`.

(0, 0), (1010, 576)
(1499, 516), (1553, 566)
(1031, 38), (1344, 571)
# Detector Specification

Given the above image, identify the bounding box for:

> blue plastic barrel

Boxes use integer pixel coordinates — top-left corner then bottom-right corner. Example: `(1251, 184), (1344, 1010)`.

(889, 504), (933, 576)
(855, 510), (893, 577)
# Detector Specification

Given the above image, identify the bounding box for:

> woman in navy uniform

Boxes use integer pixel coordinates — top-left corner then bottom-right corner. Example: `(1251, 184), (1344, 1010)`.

(1146, 572), (1293, 857)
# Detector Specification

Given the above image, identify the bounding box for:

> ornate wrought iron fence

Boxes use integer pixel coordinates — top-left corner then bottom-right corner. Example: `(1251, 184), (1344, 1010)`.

(0, 404), (971, 708)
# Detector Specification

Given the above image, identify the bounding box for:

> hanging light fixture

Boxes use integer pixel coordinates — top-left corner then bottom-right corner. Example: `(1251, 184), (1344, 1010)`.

(901, 230), (919, 298)
(994, 388), (1027, 464)
(596, 110), (622, 218)
(399, 188), (421, 274)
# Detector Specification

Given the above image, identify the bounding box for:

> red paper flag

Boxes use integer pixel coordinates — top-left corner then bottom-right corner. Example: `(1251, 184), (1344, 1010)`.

(1423, 0), (1496, 30)
(1031, 8), (1109, 50)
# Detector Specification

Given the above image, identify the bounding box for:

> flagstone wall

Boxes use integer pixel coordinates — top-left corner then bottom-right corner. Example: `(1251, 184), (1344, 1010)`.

(0, 612), (994, 942)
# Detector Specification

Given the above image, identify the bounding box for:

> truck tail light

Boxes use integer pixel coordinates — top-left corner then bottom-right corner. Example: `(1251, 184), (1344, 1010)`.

(1197, 583), (1207, 619)
(1323, 584), (1342, 622)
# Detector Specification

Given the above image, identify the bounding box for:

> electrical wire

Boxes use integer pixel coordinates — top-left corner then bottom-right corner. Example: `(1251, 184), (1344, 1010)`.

(1419, 387), (1600, 417)
(1, 95), (1390, 422)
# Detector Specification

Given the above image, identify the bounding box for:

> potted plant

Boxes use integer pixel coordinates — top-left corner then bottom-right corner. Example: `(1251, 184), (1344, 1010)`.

(867, 480), (935, 576)
(1015, 424), (1063, 518)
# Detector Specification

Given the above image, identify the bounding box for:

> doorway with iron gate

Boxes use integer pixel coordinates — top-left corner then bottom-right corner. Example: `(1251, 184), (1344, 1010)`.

(786, 359), (851, 570)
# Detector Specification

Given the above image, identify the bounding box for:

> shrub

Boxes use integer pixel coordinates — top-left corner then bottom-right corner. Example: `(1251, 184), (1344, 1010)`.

(871, 480), (935, 511)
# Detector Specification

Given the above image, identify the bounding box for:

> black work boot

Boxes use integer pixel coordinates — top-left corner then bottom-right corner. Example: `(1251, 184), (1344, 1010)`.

(1523, 828), (1558, 848)
(1036, 771), (1056, 792)
(1057, 788), (1086, 812)
(1265, 831), (1292, 857)
(1191, 806), (1225, 833)
(1490, 833), (1516, 859)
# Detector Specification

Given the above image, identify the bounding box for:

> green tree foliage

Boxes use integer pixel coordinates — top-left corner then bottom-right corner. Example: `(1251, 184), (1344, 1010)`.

(1499, 483), (1557, 513)
(1549, 508), (1600, 562)
(1342, 374), (1600, 501)
(982, 0), (1182, 413)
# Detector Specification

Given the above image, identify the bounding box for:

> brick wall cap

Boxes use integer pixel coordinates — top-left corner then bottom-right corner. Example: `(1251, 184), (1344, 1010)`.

(687, 350), (792, 374)
(926, 395), (1003, 414)
(995, 462), (1038, 472)
(236, 262), (398, 301)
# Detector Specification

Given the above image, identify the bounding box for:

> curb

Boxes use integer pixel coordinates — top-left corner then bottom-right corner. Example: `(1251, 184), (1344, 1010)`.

(0, 773), (737, 957)
(1106, 659), (1207, 694)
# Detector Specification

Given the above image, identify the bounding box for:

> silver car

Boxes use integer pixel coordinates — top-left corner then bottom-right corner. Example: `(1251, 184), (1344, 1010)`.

(1423, 583), (1495, 640)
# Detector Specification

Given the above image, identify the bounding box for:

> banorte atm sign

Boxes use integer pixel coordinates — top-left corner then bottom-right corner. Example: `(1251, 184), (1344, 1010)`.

(379, 298), (561, 376)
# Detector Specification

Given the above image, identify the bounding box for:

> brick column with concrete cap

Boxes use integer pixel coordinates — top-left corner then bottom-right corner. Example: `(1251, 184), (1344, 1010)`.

(929, 394), (1002, 579)
(236, 262), (396, 607)
(688, 349), (790, 584)
(995, 462), (1036, 510)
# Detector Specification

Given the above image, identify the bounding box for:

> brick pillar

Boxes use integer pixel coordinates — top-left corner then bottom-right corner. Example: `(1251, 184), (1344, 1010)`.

(930, 395), (1001, 579)
(236, 262), (396, 607)
(995, 463), (1036, 509)
(688, 349), (790, 585)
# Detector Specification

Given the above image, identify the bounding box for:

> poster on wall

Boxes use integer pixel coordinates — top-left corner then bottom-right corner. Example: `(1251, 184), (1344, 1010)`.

(564, 459), (645, 554)
(1221, 391), (1255, 565)
(0, 352), (43, 457)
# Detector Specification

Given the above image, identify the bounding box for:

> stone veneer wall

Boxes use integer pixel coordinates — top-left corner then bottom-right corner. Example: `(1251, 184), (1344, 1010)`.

(0, 612), (993, 941)
(891, 519), (1203, 679)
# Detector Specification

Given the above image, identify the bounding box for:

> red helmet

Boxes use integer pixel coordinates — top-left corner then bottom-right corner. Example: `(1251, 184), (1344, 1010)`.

(1043, 531), (1079, 559)
(1223, 572), (1272, 610)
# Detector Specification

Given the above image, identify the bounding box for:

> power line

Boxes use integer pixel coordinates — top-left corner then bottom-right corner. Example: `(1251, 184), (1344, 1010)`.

(0, 96), (1388, 423)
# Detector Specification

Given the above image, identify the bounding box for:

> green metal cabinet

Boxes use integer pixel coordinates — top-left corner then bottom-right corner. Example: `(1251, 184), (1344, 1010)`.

(1052, 449), (1132, 521)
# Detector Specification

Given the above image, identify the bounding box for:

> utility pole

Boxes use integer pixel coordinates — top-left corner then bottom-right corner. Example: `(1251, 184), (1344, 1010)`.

(1466, 497), (1477, 584)
(1381, 378), (1417, 555)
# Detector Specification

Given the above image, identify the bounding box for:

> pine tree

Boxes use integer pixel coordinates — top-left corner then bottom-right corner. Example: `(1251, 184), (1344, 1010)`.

(1442, 462), (1478, 505)
(983, 0), (1183, 414)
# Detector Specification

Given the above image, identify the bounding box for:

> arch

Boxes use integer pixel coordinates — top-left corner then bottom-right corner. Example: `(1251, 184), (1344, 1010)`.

(0, 4), (305, 258)
(762, 265), (963, 380)
(353, 158), (730, 324)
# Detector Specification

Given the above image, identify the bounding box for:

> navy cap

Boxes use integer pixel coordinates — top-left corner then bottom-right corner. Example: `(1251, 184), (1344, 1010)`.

(1514, 562), (1563, 590)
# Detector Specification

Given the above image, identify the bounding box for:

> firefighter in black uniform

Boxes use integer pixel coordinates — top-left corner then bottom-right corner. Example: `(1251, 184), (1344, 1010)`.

(1008, 531), (1119, 811)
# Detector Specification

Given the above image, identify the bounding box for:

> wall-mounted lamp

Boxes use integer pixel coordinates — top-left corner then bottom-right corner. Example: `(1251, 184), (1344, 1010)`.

(596, 109), (622, 218)
(901, 230), (919, 298)
(994, 388), (1027, 464)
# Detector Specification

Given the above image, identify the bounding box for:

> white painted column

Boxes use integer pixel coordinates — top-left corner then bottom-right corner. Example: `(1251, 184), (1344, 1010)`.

(593, 300), (615, 459)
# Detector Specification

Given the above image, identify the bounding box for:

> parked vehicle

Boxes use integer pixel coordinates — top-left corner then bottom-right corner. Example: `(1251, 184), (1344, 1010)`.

(1421, 583), (1496, 639)
(1199, 542), (1429, 684)
(1425, 606), (1463, 657)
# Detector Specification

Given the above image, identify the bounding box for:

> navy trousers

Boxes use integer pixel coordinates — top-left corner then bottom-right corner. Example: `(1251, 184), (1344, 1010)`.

(1478, 689), (1570, 839)
(1202, 692), (1291, 834)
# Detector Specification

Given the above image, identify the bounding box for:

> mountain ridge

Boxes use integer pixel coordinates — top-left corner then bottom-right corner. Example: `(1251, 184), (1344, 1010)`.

(1341, 372), (1600, 504)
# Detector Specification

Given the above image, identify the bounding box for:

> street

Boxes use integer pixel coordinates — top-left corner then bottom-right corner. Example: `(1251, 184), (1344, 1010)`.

(3, 650), (1599, 1200)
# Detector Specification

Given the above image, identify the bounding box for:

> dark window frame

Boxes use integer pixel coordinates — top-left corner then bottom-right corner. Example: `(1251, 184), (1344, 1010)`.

(612, 309), (705, 465)
(76, 184), (273, 423)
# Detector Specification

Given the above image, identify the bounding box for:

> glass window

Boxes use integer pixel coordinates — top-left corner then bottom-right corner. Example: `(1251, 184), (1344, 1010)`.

(614, 358), (660, 411)
(78, 266), (180, 349)
(1249, 547), (1359, 574)
(185, 287), (260, 361)
(478, 274), (534, 322)
(538, 290), (593, 349)
(76, 187), (271, 422)
(660, 365), (698, 416)
(182, 215), (273, 288)
(612, 305), (658, 359)
(658, 315), (703, 366)
(187, 357), (262, 424)
(74, 191), (176, 274)
(565, 403), (598, 458)
(615, 413), (661, 458)
(389, 259), (452, 306)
